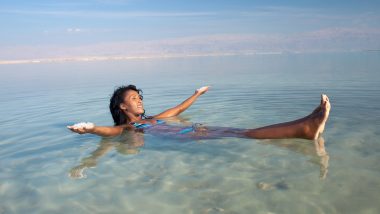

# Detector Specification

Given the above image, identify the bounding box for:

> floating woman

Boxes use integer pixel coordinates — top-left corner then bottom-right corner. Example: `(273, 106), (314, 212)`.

(67, 85), (330, 141)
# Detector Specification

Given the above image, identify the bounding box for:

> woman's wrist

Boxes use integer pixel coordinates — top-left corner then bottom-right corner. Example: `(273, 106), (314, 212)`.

(88, 126), (96, 134)
(84, 123), (96, 133)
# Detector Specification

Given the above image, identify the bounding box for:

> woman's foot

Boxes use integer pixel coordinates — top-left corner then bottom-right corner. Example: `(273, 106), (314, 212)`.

(304, 94), (331, 140)
(244, 94), (331, 140)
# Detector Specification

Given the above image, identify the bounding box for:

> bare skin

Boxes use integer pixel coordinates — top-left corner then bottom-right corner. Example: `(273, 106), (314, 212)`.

(69, 125), (330, 179)
(244, 94), (330, 140)
(68, 86), (210, 136)
(68, 87), (331, 141)
(68, 87), (331, 179)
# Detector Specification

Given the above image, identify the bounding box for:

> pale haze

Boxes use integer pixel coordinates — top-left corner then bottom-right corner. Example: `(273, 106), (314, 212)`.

(1, 0), (380, 62)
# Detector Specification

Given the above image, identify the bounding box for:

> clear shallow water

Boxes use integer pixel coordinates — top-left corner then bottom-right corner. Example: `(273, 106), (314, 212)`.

(0, 53), (379, 213)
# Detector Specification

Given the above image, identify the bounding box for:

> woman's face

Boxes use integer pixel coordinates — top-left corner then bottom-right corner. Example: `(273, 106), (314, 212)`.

(121, 90), (144, 115)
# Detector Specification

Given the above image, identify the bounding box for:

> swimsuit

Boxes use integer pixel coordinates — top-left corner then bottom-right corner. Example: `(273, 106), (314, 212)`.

(130, 120), (200, 134)
(130, 120), (242, 139)
(130, 120), (165, 129)
(177, 123), (203, 134)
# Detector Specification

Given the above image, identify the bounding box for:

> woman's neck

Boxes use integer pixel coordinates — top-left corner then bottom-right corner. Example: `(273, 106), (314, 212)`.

(126, 113), (142, 123)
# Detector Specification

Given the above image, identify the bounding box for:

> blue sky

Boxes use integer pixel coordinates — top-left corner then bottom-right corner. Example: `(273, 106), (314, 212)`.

(1, 0), (380, 61)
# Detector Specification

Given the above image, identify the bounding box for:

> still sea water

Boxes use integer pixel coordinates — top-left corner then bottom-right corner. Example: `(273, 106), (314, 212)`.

(0, 53), (379, 213)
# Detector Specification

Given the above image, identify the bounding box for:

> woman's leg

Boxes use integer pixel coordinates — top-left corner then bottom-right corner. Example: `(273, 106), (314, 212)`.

(244, 94), (331, 140)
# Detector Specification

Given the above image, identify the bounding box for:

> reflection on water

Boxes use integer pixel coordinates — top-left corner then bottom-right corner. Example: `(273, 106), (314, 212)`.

(1, 53), (380, 213)
(70, 127), (330, 181)
(261, 137), (329, 180)
(69, 131), (145, 178)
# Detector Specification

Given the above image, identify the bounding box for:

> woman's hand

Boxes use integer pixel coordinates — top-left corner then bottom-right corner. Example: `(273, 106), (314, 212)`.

(195, 86), (210, 95)
(67, 122), (95, 134)
(67, 123), (125, 137)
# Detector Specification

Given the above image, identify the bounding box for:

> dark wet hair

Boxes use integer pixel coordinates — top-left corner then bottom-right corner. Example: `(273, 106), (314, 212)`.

(109, 85), (150, 125)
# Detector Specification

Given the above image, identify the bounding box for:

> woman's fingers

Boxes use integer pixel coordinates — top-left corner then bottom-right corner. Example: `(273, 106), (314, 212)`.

(68, 126), (85, 134)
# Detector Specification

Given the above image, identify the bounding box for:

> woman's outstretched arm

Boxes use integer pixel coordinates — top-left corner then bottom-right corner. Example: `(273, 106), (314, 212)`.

(153, 86), (209, 119)
(67, 122), (127, 137)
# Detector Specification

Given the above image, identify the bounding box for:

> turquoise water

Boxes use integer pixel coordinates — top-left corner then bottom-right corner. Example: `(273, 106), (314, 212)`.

(0, 53), (379, 213)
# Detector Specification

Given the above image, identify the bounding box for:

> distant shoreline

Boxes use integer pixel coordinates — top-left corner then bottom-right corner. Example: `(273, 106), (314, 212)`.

(0, 50), (374, 65)
(0, 52), (283, 65)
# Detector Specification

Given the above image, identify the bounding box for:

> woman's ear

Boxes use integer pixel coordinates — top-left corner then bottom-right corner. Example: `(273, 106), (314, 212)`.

(120, 103), (127, 110)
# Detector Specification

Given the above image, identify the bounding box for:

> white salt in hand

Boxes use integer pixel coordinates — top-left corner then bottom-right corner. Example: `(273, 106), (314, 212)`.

(196, 86), (210, 94)
(68, 122), (94, 129)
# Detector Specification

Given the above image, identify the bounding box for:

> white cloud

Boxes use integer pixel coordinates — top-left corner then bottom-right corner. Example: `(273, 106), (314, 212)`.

(66, 28), (82, 33)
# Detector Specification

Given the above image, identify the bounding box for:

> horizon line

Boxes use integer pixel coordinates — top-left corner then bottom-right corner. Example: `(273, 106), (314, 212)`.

(0, 50), (370, 65)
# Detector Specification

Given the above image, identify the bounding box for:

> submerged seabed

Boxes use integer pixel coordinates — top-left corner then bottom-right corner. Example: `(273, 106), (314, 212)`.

(0, 53), (379, 213)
